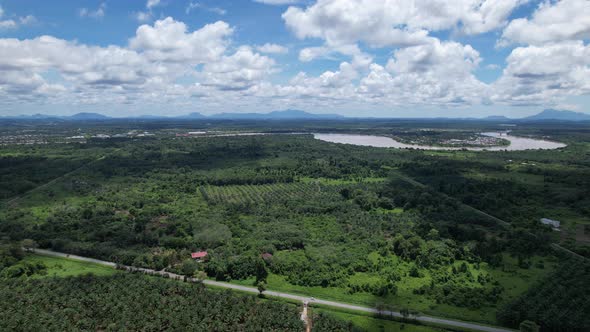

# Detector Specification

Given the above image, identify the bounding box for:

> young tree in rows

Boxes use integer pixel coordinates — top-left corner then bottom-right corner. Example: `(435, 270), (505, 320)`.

(255, 259), (268, 283)
(375, 302), (385, 317)
(180, 259), (198, 277)
(400, 308), (410, 319)
(257, 281), (267, 297)
(21, 239), (38, 252)
(194, 271), (207, 283)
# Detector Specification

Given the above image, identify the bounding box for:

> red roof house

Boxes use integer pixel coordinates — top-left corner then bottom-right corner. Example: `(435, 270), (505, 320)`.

(191, 251), (208, 259)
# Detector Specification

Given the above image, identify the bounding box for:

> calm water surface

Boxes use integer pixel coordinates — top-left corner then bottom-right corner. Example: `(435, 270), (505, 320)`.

(313, 132), (566, 151)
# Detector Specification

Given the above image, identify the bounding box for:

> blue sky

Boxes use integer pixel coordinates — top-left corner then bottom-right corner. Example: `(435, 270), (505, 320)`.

(0, 0), (588, 117)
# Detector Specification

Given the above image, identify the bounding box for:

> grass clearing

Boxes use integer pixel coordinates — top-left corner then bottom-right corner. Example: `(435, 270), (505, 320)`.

(229, 253), (557, 325)
(312, 306), (446, 332)
(375, 207), (404, 214)
(487, 254), (558, 302)
(24, 253), (116, 278)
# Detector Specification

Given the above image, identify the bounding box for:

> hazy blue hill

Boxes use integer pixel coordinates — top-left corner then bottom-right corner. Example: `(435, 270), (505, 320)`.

(208, 112), (262, 119)
(30, 113), (59, 119)
(137, 115), (169, 119)
(210, 109), (345, 120)
(265, 109), (345, 119)
(13, 109), (590, 122)
(1, 110), (345, 120)
(69, 112), (110, 120)
(1, 113), (62, 120)
(483, 115), (511, 121)
(177, 112), (206, 119)
(524, 109), (590, 121)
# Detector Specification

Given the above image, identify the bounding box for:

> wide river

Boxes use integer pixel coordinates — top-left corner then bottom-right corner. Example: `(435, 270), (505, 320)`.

(313, 132), (566, 151)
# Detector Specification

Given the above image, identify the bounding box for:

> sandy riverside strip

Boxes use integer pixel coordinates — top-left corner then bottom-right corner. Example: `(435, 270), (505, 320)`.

(31, 248), (514, 332)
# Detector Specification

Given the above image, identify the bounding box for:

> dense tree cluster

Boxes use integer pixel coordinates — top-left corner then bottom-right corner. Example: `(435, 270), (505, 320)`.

(497, 258), (590, 331)
(400, 154), (590, 242)
(0, 274), (305, 331)
(0, 240), (46, 279)
(0, 152), (96, 199)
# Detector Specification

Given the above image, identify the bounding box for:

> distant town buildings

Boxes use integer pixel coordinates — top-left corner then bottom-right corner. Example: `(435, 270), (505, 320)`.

(191, 251), (208, 261)
(177, 131), (207, 137)
(540, 218), (560, 229)
(66, 136), (87, 144)
(441, 136), (504, 147)
(0, 134), (49, 145)
(0, 129), (160, 146)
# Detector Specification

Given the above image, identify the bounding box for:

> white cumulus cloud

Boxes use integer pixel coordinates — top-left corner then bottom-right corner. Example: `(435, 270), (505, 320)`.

(129, 18), (233, 63)
(256, 43), (288, 54)
(254, 0), (301, 5)
(359, 40), (487, 106)
(283, 0), (525, 48)
(492, 41), (590, 105)
(0, 18), (278, 108)
(79, 3), (106, 19)
(201, 46), (276, 91)
(147, 0), (161, 10)
(500, 0), (590, 46)
(0, 5), (36, 29)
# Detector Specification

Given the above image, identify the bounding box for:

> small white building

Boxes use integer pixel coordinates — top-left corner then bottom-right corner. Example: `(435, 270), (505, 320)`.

(540, 218), (560, 229)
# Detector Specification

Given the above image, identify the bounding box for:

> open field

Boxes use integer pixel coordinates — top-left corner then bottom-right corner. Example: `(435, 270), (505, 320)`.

(22, 253), (116, 278)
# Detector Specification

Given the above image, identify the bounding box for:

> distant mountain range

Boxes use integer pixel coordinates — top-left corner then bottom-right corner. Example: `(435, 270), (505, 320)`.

(2, 109), (589, 121)
(69, 112), (110, 120)
(482, 115), (511, 121)
(3, 112), (110, 121)
(522, 109), (590, 121)
(1, 110), (345, 121)
(209, 110), (344, 120)
(482, 109), (590, 122)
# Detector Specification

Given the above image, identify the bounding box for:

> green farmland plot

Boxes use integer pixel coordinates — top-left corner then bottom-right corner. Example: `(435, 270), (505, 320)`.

(200, 182), (345, 205)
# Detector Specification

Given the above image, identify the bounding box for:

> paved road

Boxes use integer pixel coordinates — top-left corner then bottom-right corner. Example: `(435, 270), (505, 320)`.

(33, 248), (513, 332)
